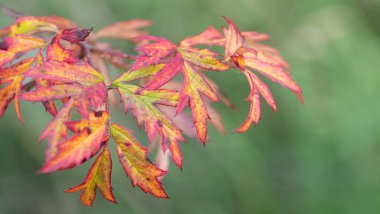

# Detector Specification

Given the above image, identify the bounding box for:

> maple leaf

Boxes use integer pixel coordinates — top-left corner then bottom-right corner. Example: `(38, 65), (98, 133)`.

(111, 123), (168, 198)
(0, 57), (37, 123)
(176, 61), (219, 143)
(0, 34), (45, 123)
(20, 29), (107, 164)
(0, 10), (304, 207)
(112, 68), (185, 168)
(222, 16), (302, 132)
(65, 146), (116, 206)
(22, 81), (107, 164)
(39, 111), (109, 173)
(132, 32), (229, 144)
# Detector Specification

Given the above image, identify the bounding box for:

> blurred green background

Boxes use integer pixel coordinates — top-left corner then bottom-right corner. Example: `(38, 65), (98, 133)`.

(1, 0), (380, 213)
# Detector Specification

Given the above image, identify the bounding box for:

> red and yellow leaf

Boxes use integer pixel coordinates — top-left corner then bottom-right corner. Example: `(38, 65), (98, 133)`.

(47, 37), (79, 63)
(0, 58), (35, 122)
(65, 147), (116, 206)
(1, 35), (45, 53)
(140, 37), (231, 143)
(39, 111), (109, 173)
(0, 13), (304, 207)
(38, 99), (75, 161)
(177, 62), (218, 143)
(7, 16), (58, 36)
(110, 123), (168, 198)
(0, 35), (45, 67)
(144, 55), (183, 90)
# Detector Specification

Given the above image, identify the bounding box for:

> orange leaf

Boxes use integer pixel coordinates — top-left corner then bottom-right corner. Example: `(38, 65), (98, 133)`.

(39, 99), (75, 161)
(2, 35), (45, 53)
(0, 58), (35, 122)
(39, 111), (109, 173)
(65, 147), (116, 206)
(46, 37), (79, 63)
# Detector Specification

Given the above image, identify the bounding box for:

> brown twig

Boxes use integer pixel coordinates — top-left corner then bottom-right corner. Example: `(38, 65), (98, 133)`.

(22, 80), (36, 91)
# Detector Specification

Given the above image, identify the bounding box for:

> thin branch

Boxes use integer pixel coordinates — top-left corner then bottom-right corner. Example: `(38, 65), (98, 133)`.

(79, 41), (96, 67)
(0, 3), (25, 19)
(22, 80), (36, 91)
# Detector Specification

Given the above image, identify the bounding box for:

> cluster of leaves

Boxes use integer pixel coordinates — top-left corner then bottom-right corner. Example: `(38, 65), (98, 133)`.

(0, 9), (302, 206)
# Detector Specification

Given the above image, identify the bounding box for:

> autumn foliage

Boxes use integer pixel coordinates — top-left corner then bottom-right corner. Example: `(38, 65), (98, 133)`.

(0, 9), (302, 206)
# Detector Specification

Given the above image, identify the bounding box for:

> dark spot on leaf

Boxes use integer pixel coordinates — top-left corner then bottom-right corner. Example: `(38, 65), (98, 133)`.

(85, 127), (92, 134)
(135, 89), (142, 95)
(94, 111), (103, 117)
(100, 140), (107, 147)
(157, 120), (163, 127)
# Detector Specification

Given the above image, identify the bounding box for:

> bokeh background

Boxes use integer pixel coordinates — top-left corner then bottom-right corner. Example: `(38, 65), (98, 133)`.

(1, 0), (380, 213)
